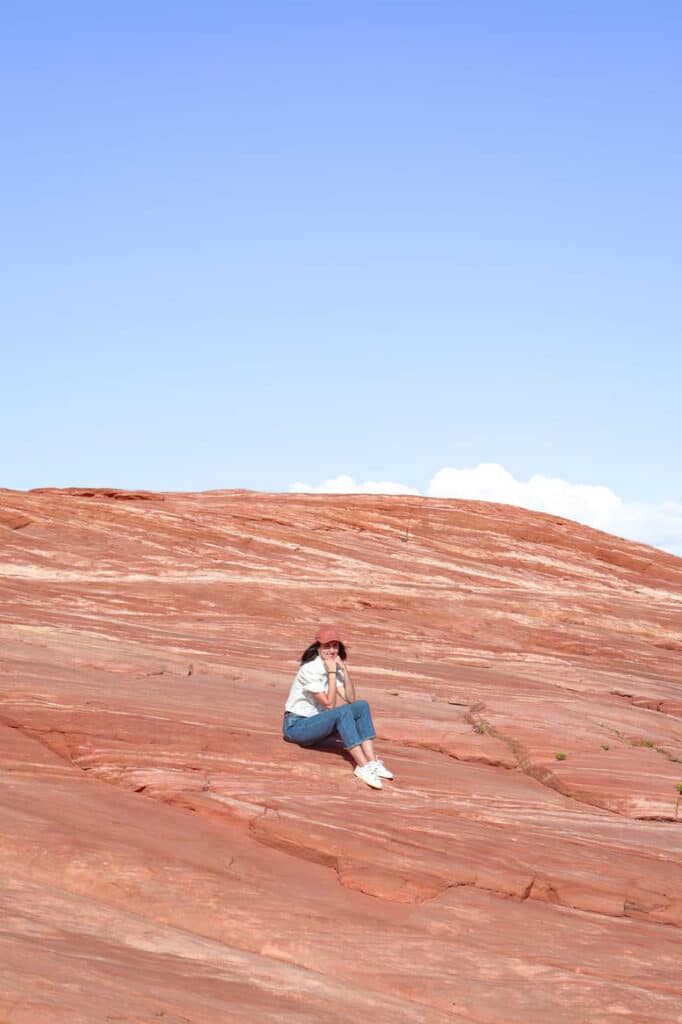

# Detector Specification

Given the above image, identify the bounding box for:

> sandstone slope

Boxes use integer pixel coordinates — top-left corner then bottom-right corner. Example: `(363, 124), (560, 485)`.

(1, 487), (681, 1023)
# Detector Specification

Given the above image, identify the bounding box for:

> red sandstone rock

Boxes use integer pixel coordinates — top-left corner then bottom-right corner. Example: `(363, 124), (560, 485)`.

(1, 487), (682, 1023)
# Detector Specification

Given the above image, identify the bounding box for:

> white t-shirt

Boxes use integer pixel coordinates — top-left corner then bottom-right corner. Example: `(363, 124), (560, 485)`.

(284, 655), (345, 717)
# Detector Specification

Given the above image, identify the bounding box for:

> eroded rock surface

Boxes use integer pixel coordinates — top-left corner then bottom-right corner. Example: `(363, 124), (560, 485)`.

(1, 488), (681, 1023)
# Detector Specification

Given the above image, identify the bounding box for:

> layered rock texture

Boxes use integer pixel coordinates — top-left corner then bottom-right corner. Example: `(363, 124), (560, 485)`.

(1, 487), (682, 1023)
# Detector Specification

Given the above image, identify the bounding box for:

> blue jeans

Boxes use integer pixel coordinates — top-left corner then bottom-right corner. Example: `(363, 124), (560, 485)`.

(283, 700), (376, 750)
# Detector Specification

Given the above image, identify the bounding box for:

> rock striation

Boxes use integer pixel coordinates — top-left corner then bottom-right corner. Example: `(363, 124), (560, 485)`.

(1, 487), (682, 1023)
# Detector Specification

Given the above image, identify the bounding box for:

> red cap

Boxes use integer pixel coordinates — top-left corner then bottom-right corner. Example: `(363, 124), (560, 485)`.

(315, 625), (340, 644)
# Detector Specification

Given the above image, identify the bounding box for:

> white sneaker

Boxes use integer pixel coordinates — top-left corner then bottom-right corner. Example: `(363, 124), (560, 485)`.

(368, 758), (394, 780)
(354, 764), (383, 789)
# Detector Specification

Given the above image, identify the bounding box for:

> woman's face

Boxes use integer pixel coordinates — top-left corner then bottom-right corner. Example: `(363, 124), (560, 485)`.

(319, 640), (339, 659)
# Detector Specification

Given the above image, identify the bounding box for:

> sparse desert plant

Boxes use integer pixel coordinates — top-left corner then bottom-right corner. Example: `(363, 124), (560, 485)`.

(555, 752), (568, 761)
(601, 743), (610, 750)
(676, 781), (682, 795)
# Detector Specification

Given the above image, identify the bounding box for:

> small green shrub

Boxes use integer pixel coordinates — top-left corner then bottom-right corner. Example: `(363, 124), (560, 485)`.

(555, 752), (568, 761)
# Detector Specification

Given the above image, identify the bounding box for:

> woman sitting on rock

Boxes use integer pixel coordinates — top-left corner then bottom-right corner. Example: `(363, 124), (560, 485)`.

(282, 625), (394, 790)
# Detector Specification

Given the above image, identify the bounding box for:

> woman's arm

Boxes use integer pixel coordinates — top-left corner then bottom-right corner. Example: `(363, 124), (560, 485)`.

(312, 656), (339, 708)
(339, 657), (356, 702)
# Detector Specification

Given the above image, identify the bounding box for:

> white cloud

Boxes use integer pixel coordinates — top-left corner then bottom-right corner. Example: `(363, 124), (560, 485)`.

(606, 500), (682, 558)
(428, 463), (682, 556)
(428, 464), (623, 531)
(291, 474), (420, 496)
(290, 464), (682, 558)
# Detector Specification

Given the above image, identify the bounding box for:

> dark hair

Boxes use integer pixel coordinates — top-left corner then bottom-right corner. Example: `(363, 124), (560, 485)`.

(300, 640), (347, 664)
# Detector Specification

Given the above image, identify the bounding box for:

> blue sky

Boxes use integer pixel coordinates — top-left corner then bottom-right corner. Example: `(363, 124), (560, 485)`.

(2, 2), (681, 553)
